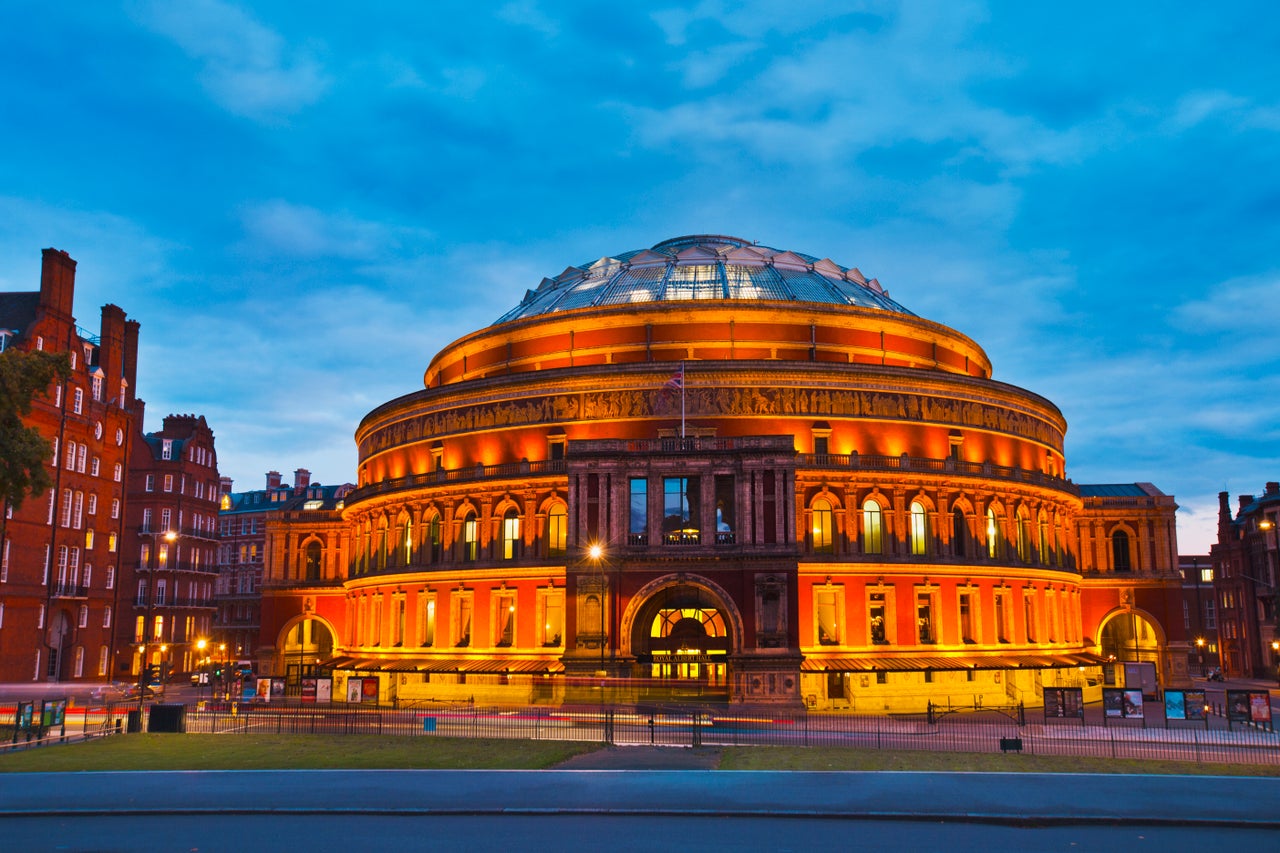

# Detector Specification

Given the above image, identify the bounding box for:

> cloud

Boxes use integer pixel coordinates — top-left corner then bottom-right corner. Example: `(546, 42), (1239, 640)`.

(1167, 89), (1280, 133)
(129, 0), (329, 120)
(237, 200), (435, 262)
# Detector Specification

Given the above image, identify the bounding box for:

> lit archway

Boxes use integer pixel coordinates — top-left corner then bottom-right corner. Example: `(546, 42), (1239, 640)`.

(1099, 610), (1162, 663)
(622, 576), (742, 696)
(278, 616), (336, 687)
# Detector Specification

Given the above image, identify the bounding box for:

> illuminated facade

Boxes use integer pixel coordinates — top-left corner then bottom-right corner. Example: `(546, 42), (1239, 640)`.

(1211, 483), (1280, 678)
(260, 235), (1186, 708)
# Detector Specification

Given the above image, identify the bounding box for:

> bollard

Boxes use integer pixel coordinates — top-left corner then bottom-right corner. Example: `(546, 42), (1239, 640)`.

(648, 717), (655, 744)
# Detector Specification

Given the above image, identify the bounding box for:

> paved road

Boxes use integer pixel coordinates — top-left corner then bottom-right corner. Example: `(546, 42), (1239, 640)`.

(4, 813), (1277, 853)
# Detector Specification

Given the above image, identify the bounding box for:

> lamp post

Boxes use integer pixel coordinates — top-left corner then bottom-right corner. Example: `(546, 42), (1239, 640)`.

(587, 542), (606, 675)
(138, 530), (177, 716)
(218, 642), (227, 700)
(196, 638), (207, 702)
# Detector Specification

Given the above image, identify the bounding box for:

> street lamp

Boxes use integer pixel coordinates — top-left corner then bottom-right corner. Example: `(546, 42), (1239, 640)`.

(138, 530), (177, 715)
(196, 638), (207, 701)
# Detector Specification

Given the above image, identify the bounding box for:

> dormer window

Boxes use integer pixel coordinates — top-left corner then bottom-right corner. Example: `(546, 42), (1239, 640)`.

(162, 439), (173, 460)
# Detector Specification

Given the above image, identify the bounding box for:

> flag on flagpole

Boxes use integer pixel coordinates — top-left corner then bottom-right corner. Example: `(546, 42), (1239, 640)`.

(664, 363), (684, 392)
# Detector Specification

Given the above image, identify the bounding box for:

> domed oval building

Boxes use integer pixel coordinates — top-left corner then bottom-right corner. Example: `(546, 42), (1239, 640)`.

(260, 235), (1186, 709)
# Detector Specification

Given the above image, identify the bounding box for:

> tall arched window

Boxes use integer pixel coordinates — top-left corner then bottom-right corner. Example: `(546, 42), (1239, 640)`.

(862, 500), (883, 555)
(462, 513), (478, 562)
(376, 518), (389, 570)
(1037, 515), (1049, 565)
(952, 508), (967, 557)
(1112, 530), (1132, 572)
(402, 516), (413, 565)
(502, 509), (521, 560)
(1015, 508), (1030, 562)
(909, 501), (928, 556)
(304, 541), (322, 581)
(986, 507), (1003, 560)
(547, 504), (567, 557)
(812, 499), (833, 554)
(427, 514), (442, 563)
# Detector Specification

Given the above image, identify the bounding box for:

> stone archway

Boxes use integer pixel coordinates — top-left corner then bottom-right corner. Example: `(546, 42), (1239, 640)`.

(621, 574), (743, 698)
(277, 615), (337, 688)
(1099, 609), (1164, 664)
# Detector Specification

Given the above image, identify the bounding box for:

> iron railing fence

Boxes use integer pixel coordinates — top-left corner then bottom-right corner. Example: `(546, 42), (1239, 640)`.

(179, 704), (1280, 766)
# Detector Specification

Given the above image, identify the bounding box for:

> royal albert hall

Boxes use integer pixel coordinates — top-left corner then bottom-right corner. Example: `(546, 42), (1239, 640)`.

(259, 235), (1187, 709)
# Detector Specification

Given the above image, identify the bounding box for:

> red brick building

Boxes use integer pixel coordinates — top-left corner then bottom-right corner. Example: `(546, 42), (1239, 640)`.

(1212, 483), (1280, 678)
(117, 415), (222, 682)
(0, 249), (139, 683)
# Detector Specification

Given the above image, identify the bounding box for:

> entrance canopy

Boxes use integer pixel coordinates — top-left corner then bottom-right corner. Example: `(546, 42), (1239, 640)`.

(801, 653), (1107, 672)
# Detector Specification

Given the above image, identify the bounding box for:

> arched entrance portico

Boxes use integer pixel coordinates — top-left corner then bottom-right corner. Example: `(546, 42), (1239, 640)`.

(621, 575), (743, 700)
(277, 616), (336, 689)
(1099, 609), (1164, 664)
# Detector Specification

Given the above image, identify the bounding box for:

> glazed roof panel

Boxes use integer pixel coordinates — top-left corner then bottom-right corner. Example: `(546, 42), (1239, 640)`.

(493, 234), (914, 324)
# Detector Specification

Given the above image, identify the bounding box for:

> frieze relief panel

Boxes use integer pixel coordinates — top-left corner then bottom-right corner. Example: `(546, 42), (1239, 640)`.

(360, 386), (1065, 459)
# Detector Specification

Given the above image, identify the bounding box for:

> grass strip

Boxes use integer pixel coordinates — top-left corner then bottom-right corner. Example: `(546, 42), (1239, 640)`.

(0, 734), (598, 772)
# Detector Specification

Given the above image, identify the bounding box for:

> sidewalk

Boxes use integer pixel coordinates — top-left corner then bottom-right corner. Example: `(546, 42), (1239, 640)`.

(1, 769), (1278, 827)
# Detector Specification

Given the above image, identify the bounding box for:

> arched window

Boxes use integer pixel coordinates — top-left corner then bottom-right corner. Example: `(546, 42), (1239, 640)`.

(1038, 515), (1049, 565)
(402, 516), (413, 566)
(427, 514), (442, 563)
(986, 507), (1003, 560)
(952, 508), (967, 557)
(376, 518), (389, 570)
(304, 541), (322, 581)
(1015, 509), (1030, 562)
(909, 501), (928, 556)
(547, 504), (567, 558)
(862, 500), (883, 555)
(812, 499), (833, 554)
(462, 513), (478, 562)
(1112, 530), (1132, 572)
(502, 509), (521, 560)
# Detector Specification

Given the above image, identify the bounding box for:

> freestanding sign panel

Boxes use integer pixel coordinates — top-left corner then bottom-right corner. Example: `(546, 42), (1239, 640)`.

(1227, 690), (1252, 723)
(1043, 687), (1085, 720)
(316, 677), (333, 704)
(347, 677), (363, 703)
(301, 677), (317, 703)
(1165, 690), (1188, 720)
(1103, 688), (1144, 719)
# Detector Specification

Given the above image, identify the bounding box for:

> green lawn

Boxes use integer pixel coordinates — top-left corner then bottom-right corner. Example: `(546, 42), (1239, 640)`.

(0, 735), (598, 772)
(3, 735), (1279, 776)
(716, 745), (1280, 776)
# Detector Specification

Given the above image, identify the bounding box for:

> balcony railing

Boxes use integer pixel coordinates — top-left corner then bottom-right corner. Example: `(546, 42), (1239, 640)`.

(50, 583), (89, 598)
(795, 453), (1078, 495)
(345, 459), (567, 506)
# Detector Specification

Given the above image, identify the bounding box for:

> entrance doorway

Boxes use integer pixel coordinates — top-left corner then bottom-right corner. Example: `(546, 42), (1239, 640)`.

(631, 583), (733, 700)
(1100, 611), (1161, 664)
(280, 618), (334, 691)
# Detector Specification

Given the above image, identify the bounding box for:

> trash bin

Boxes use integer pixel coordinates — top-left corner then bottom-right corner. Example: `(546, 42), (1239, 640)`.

(126, 710), (142, 733)
(147, 704), (187, 733)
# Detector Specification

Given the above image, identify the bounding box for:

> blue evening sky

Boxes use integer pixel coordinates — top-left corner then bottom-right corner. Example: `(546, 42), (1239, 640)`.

(2, 1), (1277, 554)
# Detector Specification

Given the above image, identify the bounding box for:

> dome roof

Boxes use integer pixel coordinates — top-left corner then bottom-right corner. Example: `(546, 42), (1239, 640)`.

(493, 235), (912, 325)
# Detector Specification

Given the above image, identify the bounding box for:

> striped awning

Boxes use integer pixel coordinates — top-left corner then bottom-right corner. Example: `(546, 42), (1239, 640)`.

(321, 657), (564, 674)
(801, 652), (1107, 672)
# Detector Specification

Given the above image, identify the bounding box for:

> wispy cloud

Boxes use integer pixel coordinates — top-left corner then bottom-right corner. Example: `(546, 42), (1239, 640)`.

(129, 0), (329, 120)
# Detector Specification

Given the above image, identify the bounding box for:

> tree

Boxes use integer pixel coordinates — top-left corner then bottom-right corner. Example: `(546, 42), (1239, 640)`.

(0, 348), (71, 511)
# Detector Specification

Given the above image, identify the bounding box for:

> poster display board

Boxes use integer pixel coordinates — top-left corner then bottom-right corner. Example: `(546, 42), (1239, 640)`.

(1042, 687), (1085, 720)
(1103, 687), (1144, 719)
(347, 677), (364, 703)
(1164, 689), (1207, 721)
(301, 677), (317, 703)
(316, 677), (333, 704)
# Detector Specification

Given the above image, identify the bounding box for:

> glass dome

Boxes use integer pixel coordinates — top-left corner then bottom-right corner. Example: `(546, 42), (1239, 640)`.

(494, 235), (912, 324)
